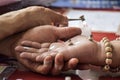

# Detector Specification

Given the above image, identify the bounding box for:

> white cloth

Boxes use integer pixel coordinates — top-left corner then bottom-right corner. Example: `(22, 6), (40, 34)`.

(65, 9), (120, 33)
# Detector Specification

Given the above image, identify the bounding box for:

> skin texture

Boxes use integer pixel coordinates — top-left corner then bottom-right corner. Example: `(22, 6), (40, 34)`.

(0, 25), (81, 74)
(0, 6), (68, 40)
(15, 35), (120, 75)
(0, 5), (68, 59)
(0, 6), (80, 75)
(16, 35), (100, 75)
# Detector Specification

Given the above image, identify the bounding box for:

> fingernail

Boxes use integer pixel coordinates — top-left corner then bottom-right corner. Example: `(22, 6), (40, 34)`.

(44, 56), (53, 65)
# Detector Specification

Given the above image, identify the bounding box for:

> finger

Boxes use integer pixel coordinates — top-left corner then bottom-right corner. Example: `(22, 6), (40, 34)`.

(55, 54), (64, 71)
(41, 43), (51, 48)
(52, 53), (64, 75)
(36, 50), (55, 62)
(50, 11), (68, 26)
(36, 56), (53, 74)
(21, 41), (41, 49)
(55, 27), (81, 39)
(54, 16), (68, 27)
(37, 48), (49, 53)
(20, 56), (53, 75)
(59, 16), (68, 26)
(63, 58), (79, 71)
(19, 52), (38, 61)
(68, 58), (79, 69)
(15, 46), (39, 53)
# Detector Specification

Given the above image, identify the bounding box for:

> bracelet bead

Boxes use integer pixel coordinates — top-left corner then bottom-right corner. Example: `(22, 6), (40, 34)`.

(101, 37), (113, 72)
(103, 39), (109, 43)
(105, 58), (112, 65)
(104, 65), (110, 71)
(106, 52), (112, 58)
(102, 37), (120, 72)
(102, 37), (107, 40)
(104, 42), (111, 47)
(105, 47), (112, 52)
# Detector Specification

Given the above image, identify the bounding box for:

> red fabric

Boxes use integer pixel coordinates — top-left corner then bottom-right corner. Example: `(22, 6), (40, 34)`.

(9, 70), (81, 80)
(100, 76), (120, 80)
(92, 32), (118, 41)
(9, 32), (120, 80)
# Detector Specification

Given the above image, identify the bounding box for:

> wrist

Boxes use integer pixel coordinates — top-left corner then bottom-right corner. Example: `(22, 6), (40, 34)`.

(97, 41), (106, 66)
(89, 41), (106, 66)
(97, 38), (120, 72)
(98, 40), (120, 68)
(81, 40), (103, 66)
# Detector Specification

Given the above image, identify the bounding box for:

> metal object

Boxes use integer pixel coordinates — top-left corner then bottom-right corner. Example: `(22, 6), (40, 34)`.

(68, 15), (85, 21)
(68, 18), (82, 21)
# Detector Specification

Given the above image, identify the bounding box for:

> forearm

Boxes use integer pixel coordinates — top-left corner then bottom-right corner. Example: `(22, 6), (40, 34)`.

(111, 40), (120, 67)
(82, 38), (120, 70)
(68, 37), (120, 68)
(0, 6), (44, 40)
(0, 6), (64, 40)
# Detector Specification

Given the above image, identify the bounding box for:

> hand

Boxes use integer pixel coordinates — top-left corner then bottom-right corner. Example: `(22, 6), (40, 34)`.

(16, 35), (101, 75)
(15, 25), (81, 74)
(16, 41), (80, 75)
(0, 6), (68, 40)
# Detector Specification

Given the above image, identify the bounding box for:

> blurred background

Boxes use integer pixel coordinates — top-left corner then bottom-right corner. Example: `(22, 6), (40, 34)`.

(0, 0), (120, 13)
(0, 0), (120, 33)
(51, 0), (120, 9)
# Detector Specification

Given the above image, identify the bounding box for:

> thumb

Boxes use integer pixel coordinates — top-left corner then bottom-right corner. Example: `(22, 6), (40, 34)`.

(55, 27), (81, 39)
